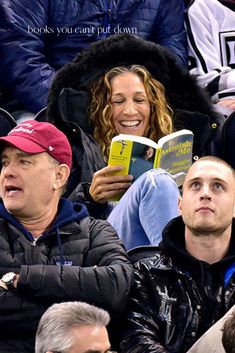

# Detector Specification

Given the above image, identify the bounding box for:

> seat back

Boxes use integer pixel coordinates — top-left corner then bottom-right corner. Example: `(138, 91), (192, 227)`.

(127, 245), (159, 264)
(34, 107), (49, 122)
(221, 112), (235, 169)
(0, 107), (16, 136)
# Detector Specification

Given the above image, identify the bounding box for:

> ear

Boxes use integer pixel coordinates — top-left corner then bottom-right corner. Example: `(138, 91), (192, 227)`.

(178, 196), (182, 215)
(53, 164), (70, 191)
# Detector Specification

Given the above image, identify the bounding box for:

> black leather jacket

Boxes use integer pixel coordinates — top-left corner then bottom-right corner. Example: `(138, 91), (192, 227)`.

(120, 217), (235, 353)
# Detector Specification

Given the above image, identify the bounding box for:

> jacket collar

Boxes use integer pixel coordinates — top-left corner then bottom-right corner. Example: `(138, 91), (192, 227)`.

(159, 216), (235, 268)
(0, 198), (89, 241)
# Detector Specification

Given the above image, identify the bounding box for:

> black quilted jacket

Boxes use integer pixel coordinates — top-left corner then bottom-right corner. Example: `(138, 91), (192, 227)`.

(0, 198), (133, 353)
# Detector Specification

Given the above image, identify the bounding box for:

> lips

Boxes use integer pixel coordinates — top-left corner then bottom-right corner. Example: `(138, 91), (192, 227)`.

(196, 207), (214, 213)
(4, 185), (22, 196)
(119, 120), (141, 127)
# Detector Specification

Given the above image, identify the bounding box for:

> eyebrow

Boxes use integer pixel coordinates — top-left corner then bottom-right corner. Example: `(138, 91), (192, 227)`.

(111, 91), (146, 96)
(186, 177), (228, 186)
(189, 176), (226, 182)
(84, 350), (111, 353)
(1, 151), (33, 159)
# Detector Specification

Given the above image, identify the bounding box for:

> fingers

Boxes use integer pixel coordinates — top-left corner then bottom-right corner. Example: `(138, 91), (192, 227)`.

(94, 165), (127, 176)
(217, 99), (235, 110)
(89, 165), (133, 203)
(90, 183), (132, 203)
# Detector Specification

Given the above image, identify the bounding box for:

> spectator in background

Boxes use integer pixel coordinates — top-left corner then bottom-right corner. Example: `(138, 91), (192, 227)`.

(186, 305), (235, 353)
(0, 0), (187, 118)
(0, 120), (132, 353)
(185, 0), (235, 117)
(69, 64), (181, 249)
(222, 307), (235, 353)
(35, 301), (113, 353)
(47, 33), (219, 199)
(120, 156), (235, 353)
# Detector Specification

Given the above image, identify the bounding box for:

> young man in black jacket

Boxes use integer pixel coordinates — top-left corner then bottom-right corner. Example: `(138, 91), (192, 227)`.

(120, 156), (235, 353)
(0, 120), (132, 353)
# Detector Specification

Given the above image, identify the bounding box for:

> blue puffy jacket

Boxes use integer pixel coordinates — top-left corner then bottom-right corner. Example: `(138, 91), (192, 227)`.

(0, 0), (187, 113)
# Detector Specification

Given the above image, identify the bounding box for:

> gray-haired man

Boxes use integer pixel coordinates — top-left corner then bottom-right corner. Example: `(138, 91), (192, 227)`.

(36, 301), (116, 353)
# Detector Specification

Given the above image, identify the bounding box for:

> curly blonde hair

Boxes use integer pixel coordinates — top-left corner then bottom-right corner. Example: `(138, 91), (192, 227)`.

(89, 65), (173, 160)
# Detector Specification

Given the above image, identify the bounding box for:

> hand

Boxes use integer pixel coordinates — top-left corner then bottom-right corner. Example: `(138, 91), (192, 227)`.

(217, 98), (235, 110)
(0, 274), (19, 290)
(89, 165), (133, 203)
(0, 279), (7, 290)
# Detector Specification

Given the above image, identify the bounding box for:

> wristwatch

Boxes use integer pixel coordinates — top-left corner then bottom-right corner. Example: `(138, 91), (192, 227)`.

(1, 272), (17, 290)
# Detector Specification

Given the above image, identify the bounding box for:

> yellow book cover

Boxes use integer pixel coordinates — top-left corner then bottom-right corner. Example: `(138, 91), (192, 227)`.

(108, 129), (194, 188)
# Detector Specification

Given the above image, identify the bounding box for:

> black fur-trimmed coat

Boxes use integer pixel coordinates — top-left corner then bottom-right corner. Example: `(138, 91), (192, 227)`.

(47, 34), (222, 196)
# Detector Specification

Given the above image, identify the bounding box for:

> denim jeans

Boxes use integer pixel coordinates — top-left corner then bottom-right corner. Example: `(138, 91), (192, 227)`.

(107, 168), (180, 250)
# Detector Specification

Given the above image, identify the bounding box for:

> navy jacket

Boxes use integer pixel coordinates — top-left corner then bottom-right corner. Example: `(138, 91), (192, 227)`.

(0, 0), (187, 113)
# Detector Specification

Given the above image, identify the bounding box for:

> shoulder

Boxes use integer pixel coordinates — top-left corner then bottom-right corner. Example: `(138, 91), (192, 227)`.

(78, 217), (132, 268)
(134, 250), (173, 273)
(187, 0), (220, 15)
(80, 216), (124, 246)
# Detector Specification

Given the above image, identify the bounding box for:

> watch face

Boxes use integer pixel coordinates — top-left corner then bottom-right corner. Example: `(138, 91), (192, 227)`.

(2, 272), (16, 284)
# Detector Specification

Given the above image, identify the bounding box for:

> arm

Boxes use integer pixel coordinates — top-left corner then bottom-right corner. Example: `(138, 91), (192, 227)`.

(0, 287), (47, 332)
(153, 0), (187, 67)
(17, 220), (133, 316)
(0, 0), (55, 112)
(69, 182), (115, 220)
(120, 264), (170, 353)
(185, 1), (235, 103)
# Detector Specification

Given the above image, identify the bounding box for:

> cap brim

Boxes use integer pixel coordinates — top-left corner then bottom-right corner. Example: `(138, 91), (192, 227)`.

(0, 136), (46, 154)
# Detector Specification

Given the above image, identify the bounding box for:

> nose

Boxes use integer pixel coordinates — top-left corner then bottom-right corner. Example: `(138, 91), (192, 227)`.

(1, 162), (17, 178)
(199, 184), (212, 201)
(123, 100), (138, 115)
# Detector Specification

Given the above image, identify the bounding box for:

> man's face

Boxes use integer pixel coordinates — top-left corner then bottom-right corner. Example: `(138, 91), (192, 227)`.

(67, 325), (111, 353)
(0, 147), (60, 219)
(179, 160), (235, 236)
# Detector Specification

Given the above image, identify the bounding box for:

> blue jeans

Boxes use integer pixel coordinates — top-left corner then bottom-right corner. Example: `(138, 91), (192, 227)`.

(107, 169), (180, 251)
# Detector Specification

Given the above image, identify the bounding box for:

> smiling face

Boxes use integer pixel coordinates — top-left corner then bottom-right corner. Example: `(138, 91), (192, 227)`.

(110, 71), (150, 136)
(179, 160), (235, 237)
(0, 146), (62, 219)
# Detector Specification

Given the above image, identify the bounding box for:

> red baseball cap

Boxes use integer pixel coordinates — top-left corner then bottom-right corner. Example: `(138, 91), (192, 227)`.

(0, 120), (72, 169)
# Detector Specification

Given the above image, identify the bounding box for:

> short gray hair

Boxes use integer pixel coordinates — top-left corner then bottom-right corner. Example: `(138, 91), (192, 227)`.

(35, 301), (110, 353)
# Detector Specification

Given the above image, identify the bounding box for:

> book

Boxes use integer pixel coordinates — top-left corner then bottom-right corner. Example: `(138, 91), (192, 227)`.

(108, 129), (194, 192)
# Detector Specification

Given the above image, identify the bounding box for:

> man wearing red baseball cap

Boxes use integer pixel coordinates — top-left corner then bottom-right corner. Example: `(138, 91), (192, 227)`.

(0, 120), (132, 353)
(0, 119), (73, 169)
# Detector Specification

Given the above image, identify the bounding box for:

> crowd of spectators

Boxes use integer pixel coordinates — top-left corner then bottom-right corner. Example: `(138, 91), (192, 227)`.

(0, 1), (235, 352)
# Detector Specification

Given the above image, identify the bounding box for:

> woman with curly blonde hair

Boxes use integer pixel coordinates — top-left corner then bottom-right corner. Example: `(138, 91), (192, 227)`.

(88, 65), (178, 208)
(68, 64), (180, 250)
(89, 65), (173, 161)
